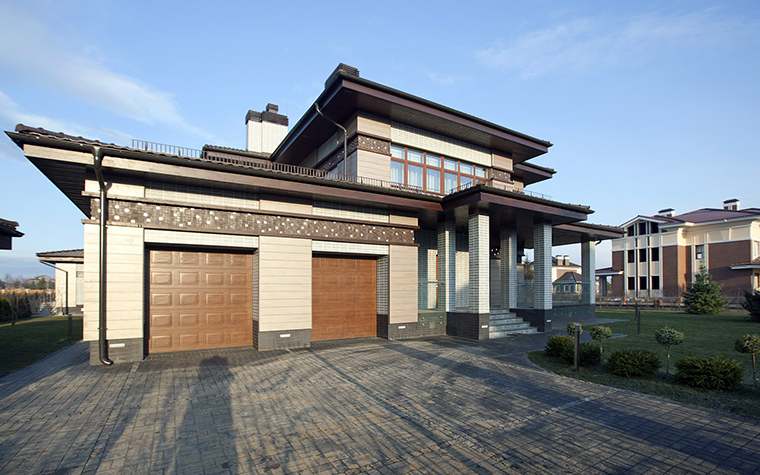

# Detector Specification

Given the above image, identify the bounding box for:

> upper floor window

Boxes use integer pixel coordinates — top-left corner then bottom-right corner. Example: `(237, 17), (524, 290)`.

(651, 247), (659, 262)
(650, 222), (659, 233)
(627, 225), (635, 237)
(627, 250), (635, 263)
(390, 145), (487, 194)
(639, 222), (647, 235)
(695, 245), (704, 260)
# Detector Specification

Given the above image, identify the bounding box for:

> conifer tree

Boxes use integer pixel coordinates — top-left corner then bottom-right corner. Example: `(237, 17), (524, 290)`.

(682, 265), (726, 315)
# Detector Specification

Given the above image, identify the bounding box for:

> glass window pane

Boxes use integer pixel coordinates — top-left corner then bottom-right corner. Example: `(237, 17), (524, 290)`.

(475, 167), (487, 178)
(391, 146), (404, 159)
(426, 154), (440, 167)
(444, 158), (457, 171)
(408, 150), (423, 163)
(460, 163), (473, 175)
(391, 161), (404, 185)
(408, 164), (423, 188)
(445, 173), (458, 193)
(460, 175), (473, 188)
(426, 168), (441, 193)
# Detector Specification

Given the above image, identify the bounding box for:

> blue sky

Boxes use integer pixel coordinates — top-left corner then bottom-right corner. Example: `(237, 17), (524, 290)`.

(1, 0), (759, 277)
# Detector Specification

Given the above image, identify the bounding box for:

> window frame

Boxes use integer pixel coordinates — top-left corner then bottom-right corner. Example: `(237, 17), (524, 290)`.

(627, 250), (635, 263)
(390, 145), (487, 195)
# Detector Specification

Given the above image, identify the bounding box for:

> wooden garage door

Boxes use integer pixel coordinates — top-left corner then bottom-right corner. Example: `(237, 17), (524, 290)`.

(148, 250), (252, 353)
(312, 256), (377, 341)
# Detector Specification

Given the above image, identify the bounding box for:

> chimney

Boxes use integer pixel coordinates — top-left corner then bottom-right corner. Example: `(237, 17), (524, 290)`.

(325, 63), (360, 89)
(658, 208), (675, 218)
(564, 255), (570, 266)
(723, 198), (740, 211)
(246, 104), (289, 155)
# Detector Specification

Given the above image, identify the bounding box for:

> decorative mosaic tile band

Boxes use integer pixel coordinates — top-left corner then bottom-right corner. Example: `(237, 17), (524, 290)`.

(319, 134), (390, 170)
(492, 169), (511, 182)
(91, 199), (414, 245)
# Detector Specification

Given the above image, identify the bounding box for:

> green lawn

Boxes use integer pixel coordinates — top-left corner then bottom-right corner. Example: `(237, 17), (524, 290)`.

(0, 315), (83, 373)
(529, 308), (760, 420)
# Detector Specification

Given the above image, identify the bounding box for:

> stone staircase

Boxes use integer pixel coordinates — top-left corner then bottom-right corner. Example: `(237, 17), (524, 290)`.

(489, 309), (538, 339)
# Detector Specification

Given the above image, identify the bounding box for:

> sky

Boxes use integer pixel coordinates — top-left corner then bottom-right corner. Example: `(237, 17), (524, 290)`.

(1, 0), (759, 278)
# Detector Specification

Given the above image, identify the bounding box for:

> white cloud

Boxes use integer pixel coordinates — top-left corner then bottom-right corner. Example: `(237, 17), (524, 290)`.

(0, 4), (211, 140)
(0, 91), (132, 144)
(426, 70), (471, 86)
(477, 9), (757, 78)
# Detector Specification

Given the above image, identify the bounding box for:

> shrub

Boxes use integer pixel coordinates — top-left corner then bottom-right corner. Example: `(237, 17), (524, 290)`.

(544, 335), (572, 357)
(566, 322), (583, 336)
(674, 356), (743, 391)
(607, 350), (661, 378)
(735, 334), (760, 390)
(589, 326), (613, 363)
(682, 264), (727, 314)
(561, 341), (600, 367)
(742, 290), (760, 322)
(655, 326), (685, 376)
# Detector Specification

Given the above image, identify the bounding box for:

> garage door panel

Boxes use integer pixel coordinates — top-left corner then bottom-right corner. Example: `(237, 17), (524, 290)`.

(148, 249), (253, 353)
(312, 256), (376, 341)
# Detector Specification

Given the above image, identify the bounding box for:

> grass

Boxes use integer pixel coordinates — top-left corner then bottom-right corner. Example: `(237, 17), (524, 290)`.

(528, 308), (760, 420)
(0, 315), (83, 373)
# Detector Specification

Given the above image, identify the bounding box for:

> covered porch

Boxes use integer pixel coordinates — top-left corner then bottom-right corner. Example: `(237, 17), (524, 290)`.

(414, 185), (623, 338)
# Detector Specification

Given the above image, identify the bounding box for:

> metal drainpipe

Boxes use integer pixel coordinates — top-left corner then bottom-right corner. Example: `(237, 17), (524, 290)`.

(93, 146), (113, 365)
(314, 103), (348, 176)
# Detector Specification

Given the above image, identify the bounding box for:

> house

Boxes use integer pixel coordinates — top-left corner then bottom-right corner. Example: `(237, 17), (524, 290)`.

(0, 218), (23, 250)
(37, 249), (85, 315)
(6, 64), (622, 364)
(609, 200), (760, 298)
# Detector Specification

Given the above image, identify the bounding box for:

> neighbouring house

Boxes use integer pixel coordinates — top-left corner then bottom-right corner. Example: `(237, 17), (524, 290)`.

(6, 63), (622, 365)
(0, 218), (23, 250)
(609, 199), (760, 299)
(37, 249), (85, 315)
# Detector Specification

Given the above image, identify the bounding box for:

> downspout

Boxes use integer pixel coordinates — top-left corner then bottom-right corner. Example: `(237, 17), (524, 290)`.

(93, 146), (113, 365)
(314, 103), (348, 176)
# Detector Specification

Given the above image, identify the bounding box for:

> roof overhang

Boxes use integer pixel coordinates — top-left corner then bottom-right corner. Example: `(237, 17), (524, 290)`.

(272, 72), (552, 166)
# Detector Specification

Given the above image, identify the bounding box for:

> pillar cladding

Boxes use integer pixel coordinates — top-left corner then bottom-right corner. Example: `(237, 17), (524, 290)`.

(582, 239), (596, 305)
(437, 219), (457, 312)
(500, 227), (517, 310)
(468, 211), (490, 314)
(534, 222), (552, 310)
(416, 230), (437, 310)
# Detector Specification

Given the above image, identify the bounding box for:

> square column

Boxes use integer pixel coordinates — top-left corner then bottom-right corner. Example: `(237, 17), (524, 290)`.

(581, 239), (596, 305)
(437, 219), (456, 312)
(468, 211), (489, 314)
(533, 222), (552, 310)
(499, 227), (517, 310)
(415, 230), (437, 310)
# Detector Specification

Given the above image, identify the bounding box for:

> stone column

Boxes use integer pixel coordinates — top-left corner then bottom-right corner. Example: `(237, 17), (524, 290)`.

(468, 211), (489, 314)
(416, 230), (437, 310)
(533, 222), (552, 310)
(499, 227), (517, 310)
(582, 239), (596, 305)
(437, 219), (456, 312)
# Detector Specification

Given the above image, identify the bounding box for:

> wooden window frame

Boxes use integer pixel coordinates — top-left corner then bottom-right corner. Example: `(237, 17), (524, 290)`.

(389, 145), (488, 195)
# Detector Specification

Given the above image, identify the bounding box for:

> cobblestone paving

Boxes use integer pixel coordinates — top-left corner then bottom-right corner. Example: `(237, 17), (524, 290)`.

(1, 335), (759, 474)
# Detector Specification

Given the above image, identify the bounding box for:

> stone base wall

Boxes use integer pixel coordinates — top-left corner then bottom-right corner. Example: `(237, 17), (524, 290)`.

(446, 312), (489, 340)
(378, 313), (447, 340)
(257, 329), (311, 350)
(89, 338), (143, 365)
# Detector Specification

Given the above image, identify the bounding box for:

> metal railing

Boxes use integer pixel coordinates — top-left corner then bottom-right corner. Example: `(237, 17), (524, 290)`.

(131, 139), (203, 159)
(130, 139), (556, 201)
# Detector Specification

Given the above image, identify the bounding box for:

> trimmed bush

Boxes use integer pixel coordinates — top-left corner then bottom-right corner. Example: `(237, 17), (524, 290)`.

(674, 356), (743, 391)
(589, 326), (613, 363)
(544, 335), (572, 357)
(655, 326), (685, 376)
(607, 350), (661, 378)
(561, 341), (600, 366)
(742, 290), (760, 322)
(735, 334), (760, 390)
(566, 322), (583, 336)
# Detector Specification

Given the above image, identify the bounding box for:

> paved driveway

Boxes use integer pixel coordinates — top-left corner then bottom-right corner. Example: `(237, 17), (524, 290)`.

(1, 335), (759, 474)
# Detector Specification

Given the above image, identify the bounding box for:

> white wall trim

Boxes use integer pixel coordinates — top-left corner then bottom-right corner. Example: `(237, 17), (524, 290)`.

(144, 229), (259, 248)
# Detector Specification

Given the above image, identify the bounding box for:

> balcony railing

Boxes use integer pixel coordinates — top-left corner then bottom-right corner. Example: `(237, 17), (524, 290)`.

(129, 139), (553, 201)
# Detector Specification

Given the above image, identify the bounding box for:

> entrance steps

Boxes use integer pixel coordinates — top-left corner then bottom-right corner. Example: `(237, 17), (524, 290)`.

(489, 309), (538, 338)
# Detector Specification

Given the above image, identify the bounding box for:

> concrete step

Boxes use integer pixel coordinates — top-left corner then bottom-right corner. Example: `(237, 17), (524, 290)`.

(489, 317), (526, 325)
(489, 309), (517, 317)
(490, 327), (539, 338)
(490, 320), (533, 330)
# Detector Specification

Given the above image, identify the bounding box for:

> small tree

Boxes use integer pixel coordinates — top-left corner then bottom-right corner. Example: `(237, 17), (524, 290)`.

(742, 290), (760, 322)
(566, 322), (583, 337)
(590, 326), (613, 363)
(682, 265), (726, 315)
(655, 326), (685, 376)
(523, 258), (534, 281)
(735, 334), (760, 390)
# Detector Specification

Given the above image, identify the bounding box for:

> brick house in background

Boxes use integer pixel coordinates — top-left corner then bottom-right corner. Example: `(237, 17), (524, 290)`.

(7, 64), (622, 365)
(609, 199), (760, 299)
